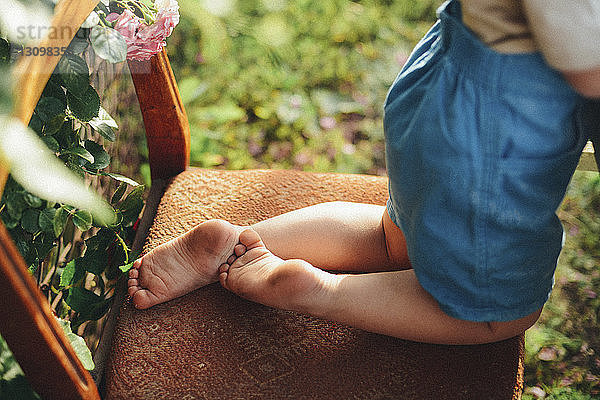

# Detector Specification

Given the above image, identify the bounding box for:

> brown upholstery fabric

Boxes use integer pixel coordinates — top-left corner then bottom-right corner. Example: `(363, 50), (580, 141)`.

(105, 168), (524, 399)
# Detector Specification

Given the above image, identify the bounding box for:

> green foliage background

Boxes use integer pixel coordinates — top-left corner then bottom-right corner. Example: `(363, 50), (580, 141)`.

(166, 0), (438, 175)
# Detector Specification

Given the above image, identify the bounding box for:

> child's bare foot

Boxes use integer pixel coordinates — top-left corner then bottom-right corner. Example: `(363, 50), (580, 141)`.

(218, 228), (337, 313)
(128, 219), (242, 309)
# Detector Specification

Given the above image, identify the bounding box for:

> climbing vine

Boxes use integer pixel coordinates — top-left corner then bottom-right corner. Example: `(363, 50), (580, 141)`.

(0, 0), (179, 396)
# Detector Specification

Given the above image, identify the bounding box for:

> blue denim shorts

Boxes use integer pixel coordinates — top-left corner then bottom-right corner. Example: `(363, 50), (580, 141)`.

(384, 0), (588, 322)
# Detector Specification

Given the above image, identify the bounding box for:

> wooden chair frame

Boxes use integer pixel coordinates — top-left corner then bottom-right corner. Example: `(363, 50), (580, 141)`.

(0, 1), (189, 398)
(0, 1), (598, 399)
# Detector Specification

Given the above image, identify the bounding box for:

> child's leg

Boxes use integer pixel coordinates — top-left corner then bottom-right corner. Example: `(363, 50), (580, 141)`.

(219, 227), (542, 345)
(128, 202), (409, 309)
(252, 202), (411, 272)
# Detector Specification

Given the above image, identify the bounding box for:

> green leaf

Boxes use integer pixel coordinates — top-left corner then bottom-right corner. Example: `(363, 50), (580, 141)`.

(90, 26), (127, 63)
(58, 53), (90, 94)
(81, 11), (100, 29)
(42, 75), (68, 108)
(53, 206), (69, 237)
(28, 114), (43, 135)
(65, 156), (86, 179)
(1, 211), (19, 229)
(53, 123), (78, 149)
(95, 123), (116, 142)
(106, 173), (140, 187)
(65, 287), (102, 312)
(34, 97), (65, 123)
(82, 139), (110, 170)
(119, 260), (135, 273)
(55, 317), (95, 370)
(32, 233), (55, 262)
(119, 185), (145, 226)
(41, 136), (60, 153)
(90, 106), (118, 128)
(15, 240), (33, 266)
(72, 210), (93, 232)
(65, 287), (110, 322)
(64, 146), (95, 164)
(4, 192), (26, 220)
(111, 182), (127, 204)
(120, 185), (145, 207)
(44, 114), (66, 136)
(38, 208), (56, 234)
(60, 260), (76, 287)
(20, 209), (40, 233)
(67, 34), (90, 54)
(65, 332), (95, 370)
(23, 193), (42, 208)
(60, 257), (89, 285)
(0, 118), (115, 226)
(84, 228), (115, 253)
(89, 107), (118, 141)
(80, 252), (107, 275)
(67, 85), (100, 122)
(0, 374), (41, 399)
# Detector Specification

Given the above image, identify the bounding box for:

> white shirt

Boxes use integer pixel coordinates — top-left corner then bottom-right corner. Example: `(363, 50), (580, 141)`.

(461, 0), (600, 71)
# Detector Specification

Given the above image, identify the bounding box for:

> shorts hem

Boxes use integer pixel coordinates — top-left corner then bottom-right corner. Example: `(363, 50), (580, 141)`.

(420, 275), (550, 323)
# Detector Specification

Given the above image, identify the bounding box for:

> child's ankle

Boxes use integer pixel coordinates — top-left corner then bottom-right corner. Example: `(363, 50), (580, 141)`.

(295, 269), (343, 319)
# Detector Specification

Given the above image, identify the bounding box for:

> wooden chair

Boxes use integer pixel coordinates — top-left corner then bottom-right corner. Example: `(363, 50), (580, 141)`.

(6, 1), (597, 398)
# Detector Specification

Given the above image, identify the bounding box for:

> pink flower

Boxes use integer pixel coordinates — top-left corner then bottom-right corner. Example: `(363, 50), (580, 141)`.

(106, 13), (120, 23)
(109, 1), (180, 61)
(137, 8), (179, 42)
(111, 10), (141, 43)
(127, 41), (165, 61)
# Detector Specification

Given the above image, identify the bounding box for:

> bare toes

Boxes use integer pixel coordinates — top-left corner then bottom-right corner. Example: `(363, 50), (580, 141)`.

(219, 271), (228, 288)
(234, 244), (246, 256)
(128, 285), (139, 297)
(227, 254), (237, 264)
(129, 268), (139, 279)
(238, 229), (263, 250)
(219, 263), (229, 274)
(132, 289), (159, 310)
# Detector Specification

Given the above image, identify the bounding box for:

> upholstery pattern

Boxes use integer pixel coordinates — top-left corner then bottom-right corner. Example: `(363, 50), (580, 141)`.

(105, 168), (524, 399)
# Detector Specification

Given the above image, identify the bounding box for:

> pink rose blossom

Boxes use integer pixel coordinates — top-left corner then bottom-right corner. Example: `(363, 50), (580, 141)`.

(112, 10), (141, 43)
(106, 13), (120, 23)
(109, 1), (180, 61)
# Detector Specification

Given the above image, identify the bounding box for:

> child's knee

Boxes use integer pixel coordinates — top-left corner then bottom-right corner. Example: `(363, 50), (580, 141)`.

(485, 308), (542, 342)
(382, 209), (411, 268)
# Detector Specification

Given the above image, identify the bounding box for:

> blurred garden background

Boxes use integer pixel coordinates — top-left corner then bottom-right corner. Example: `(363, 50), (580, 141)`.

(106, 0), (599, 398)
(1, 0), (597, 398)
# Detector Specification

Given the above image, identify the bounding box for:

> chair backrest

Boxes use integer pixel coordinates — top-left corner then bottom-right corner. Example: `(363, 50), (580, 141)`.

(129, 52), (190, 180)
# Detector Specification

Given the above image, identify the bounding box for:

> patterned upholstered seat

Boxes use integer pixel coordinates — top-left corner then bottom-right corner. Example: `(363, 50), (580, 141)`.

(104, 169), (524, 400)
